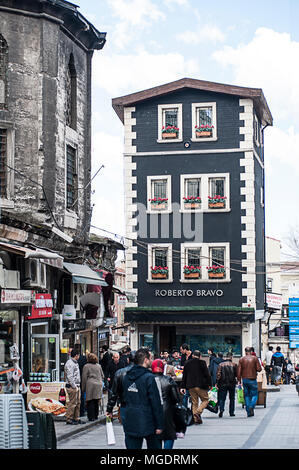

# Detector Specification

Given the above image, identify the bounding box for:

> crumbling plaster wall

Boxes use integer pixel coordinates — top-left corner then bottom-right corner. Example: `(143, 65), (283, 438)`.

(0, 8), (92, 238)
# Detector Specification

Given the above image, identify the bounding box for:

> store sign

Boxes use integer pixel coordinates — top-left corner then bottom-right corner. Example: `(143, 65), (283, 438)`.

(288, 298), (299, 348)
(155, 289), (224, 297)
(1, 289), (32, 305)
(25, 293), (53, 320)
(266, 293), (283, 310)
(62, 305), (76, 320)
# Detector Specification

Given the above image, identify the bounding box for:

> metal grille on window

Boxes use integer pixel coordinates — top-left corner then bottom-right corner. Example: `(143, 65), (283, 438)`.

(163, 108), (178, 127)
(0, 34), (8, 109)
(210, 247), (225, 267)
(0, 129), (7, 197)
(197, 107), (212, 126)
(186, 178), (200, 198)
(210, 178), (224, 197)
(154, 248), (168, 267)
(187, 249), (201, 266)
(66, 145), (77, 209)
(153, 180), (167, 199)
(66, 54), (77, 129)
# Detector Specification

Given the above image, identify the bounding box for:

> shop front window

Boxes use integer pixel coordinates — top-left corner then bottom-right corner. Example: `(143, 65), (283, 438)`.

(30, 335), (59, 382)
(176, 334), (241, 356)
(0, 311), (18, 393)
(140, 334), (154, 351)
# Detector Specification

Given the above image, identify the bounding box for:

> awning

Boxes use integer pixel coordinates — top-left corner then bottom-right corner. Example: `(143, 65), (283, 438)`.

(110, 342), (128, 352)
(63, 262), (108, 286)
(0, 241), (64, 269)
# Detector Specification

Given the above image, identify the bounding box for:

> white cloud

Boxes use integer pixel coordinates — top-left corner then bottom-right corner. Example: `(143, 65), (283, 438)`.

(93, 49), (201, 95)
(265, 126), (299, 174)
(178, 24), (226, 45)
(107, 0), (165, 48)
(212, 27), (299, 127)
(90, 131), (125, 235)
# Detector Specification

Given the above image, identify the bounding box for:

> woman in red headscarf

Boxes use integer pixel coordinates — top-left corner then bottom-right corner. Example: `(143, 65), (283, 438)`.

(151, 359), (182, 449)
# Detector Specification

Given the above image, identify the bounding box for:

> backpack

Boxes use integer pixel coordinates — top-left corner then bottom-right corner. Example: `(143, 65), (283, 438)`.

(287, 363), (294, 373)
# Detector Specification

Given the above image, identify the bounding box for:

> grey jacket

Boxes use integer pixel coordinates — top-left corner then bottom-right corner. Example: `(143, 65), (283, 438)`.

(81, 363), (104, 401)
(65, 358), (81, 389)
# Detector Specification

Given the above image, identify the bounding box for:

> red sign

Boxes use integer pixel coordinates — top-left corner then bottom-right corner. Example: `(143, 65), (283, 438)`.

(25, 293), (53, 320)
(29, 383), (42, 394)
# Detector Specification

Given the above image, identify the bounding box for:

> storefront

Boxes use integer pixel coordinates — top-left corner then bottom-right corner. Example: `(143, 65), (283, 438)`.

(0, 310), (20, 394)
(126, 306), (255, 358)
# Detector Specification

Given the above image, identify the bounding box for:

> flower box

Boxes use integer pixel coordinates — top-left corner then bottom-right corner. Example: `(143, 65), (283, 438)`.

(208, 272), (225, 278)
(183, 266), (201, 279)
(208, 196), (226, 209)
(184, 272), (200, 279)
(184, 202), (201, 209)
(161, 125), (179, 139)
(195, 125), (214, 138)
(149, 198), (168, 210)
(162, 132), (178, 139)
(151, 266), (169, 280)
(183, 197), (201, 209)
(152, 273), (168, 279)
(152, 203), (167, 210)
(209, 202), (225, 208)
(196, 130), (212, 138)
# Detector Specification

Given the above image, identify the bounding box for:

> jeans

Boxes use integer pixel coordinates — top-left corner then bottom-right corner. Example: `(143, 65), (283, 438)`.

(182, 389), (190, 408)
(272, 366), (282, 384)
(218, 385), (235, 415)
(125, 434), (161, 449)
(158, 439), (174, 449)
(242, 379), (258, 415)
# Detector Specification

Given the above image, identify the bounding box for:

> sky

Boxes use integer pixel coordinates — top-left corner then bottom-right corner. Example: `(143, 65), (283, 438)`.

(74, 0), (299, 260)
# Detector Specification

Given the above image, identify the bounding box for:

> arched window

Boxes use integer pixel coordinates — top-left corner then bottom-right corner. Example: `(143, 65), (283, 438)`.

(66, 53), (77, 130)
(0, 34), (8, 109)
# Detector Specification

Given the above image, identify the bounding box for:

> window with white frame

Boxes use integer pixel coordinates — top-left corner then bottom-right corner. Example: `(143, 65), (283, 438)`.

(181, 242), (230, 282)
(254, 114), (260, 146)
(183, 247), (202, 279)
(158, 104), (182, 142)
(208, 176), (226, 208)
(148, 243), (172, 282)
(208, 246), (226, 279)
(0, 124), (14, 206)
(180, 173), (229, 212)
(147, 175), (171, 212)
(192, 102), (217, 141)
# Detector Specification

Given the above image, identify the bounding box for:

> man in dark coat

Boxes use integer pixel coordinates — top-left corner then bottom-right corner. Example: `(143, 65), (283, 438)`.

(106, 352), (124, 392)
(216, 352), (237, 417)
(100, 345), (112, 378)
(106, 348), (163, 449)
(180, 350), (212, 424)
(209, 352), (225, 386)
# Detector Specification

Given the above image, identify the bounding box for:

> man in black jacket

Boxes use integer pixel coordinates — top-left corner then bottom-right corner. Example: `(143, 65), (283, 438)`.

(180, 350), (211, 424)
(216, 352), (237, 417)
(106, 348), (163, 449)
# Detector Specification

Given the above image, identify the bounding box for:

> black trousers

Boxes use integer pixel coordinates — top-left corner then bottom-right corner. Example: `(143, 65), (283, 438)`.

(86, 399), (99, 421)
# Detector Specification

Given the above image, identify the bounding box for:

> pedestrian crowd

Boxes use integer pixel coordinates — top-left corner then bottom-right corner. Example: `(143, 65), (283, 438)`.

(63, 342), (296, 449)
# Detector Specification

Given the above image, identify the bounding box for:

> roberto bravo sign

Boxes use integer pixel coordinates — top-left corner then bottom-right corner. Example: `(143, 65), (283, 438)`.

(155, 289), (224, 297)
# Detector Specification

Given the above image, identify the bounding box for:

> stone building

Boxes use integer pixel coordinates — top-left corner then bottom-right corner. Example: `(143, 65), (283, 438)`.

(0, 0), (107, 390)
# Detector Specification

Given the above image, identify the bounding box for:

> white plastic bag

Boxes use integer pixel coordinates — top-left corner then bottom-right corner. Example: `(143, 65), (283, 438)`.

(106, 417), (116, 446)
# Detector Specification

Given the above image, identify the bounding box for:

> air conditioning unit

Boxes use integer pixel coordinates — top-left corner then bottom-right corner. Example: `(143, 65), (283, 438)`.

(25, 259), (47, 289)
(62, 278), (85, 313)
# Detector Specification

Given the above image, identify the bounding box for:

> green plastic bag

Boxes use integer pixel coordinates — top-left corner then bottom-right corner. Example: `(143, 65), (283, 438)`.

(237, 385), (245, 405)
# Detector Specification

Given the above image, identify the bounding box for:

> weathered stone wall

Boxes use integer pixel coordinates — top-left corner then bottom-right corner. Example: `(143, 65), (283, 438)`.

(0, 5), (92, 240)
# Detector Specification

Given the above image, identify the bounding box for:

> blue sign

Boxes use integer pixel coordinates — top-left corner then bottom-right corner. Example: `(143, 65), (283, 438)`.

(289, 307), (299, 316)
(289, 298), (299, 348)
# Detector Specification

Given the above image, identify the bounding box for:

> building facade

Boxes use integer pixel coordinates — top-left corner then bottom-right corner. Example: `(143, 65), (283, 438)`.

(113, 78), (273, 357)
(0, 0), (107, 393)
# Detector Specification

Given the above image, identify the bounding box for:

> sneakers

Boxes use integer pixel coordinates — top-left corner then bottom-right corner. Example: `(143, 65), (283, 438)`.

(248, 407), (254, 417)
(219, 411), (223, 418)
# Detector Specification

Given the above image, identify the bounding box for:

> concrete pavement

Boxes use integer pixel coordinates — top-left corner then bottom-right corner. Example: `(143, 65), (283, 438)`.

(56, 384), (299, 449)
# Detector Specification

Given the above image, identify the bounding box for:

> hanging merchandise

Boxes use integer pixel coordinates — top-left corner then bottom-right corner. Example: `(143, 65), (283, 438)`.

(19, 379), (27, 394)
(12, 365), (23, 382)
(9, 344), (20, 361)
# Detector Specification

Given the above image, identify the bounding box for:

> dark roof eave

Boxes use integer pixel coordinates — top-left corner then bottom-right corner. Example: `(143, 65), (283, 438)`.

(112, 77), (273, 126)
